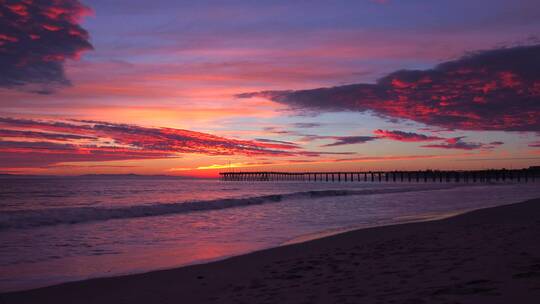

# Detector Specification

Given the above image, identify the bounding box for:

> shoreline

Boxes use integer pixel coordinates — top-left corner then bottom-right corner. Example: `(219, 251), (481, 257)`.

(0, 197), (489, 293)
(281, 208), (471, 246)
(0, 208), (479, 293)
(0, 206), (468, 294)
(2, 198), (540, 303)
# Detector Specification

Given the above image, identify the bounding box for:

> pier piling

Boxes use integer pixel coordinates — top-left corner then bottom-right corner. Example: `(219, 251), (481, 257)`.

(220, 167), (539, 184)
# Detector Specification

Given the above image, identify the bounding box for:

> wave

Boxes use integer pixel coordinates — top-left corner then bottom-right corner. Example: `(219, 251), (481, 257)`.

(0, 186), (455, 230)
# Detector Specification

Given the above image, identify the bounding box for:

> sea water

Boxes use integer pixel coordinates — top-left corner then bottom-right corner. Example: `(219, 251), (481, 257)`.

(1, 177), (539, 292)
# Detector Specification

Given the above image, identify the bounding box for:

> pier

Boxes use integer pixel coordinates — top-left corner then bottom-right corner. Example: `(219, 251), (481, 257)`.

(220, 167), (540, 183)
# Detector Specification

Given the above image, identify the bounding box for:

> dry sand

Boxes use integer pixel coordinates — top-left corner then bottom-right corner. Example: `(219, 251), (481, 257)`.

(2, 198), (540, 303)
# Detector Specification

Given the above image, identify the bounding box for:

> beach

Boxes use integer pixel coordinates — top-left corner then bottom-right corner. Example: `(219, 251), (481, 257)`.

(3, 197), (539, 303)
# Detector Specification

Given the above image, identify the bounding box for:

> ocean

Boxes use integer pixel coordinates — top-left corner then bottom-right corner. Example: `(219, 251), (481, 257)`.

(1, 177), (539, 292)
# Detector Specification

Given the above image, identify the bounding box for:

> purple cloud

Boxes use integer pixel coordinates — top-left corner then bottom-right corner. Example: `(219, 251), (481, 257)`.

(0, 117), (301, 167)
(254, 138), (301, 149)
(238, 44), (540, 132)
(374, 129), (443, 142)
(422, 137), (486, 150)
(291, 123), (322, 128)
(322, 136), (377, 147)
(0, 0), (93, 92)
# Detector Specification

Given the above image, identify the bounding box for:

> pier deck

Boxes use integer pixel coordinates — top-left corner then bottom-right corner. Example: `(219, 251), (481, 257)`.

(220, 168), (539, 183)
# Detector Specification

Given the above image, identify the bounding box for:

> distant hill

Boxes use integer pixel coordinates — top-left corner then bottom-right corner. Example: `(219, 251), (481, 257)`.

(0, 174), (55, 179)
(0, 174), (203, 180)
(76, 174), (197, 180)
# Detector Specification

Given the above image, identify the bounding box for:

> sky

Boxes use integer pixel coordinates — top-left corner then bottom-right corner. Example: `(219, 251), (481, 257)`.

(0, 0), (539, 177)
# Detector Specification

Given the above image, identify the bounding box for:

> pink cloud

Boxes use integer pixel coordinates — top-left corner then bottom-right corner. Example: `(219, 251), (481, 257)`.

(421, 137), (492, 150)
(239, 44), (540, 132)
(0, 117), (299, 167)
(374, 129), (443, 142)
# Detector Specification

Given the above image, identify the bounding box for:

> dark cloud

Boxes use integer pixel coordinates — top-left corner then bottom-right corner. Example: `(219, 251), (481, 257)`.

(0, 140), (76, 151)
(238, 44), (540, 131)
(0, 128), (95, 140)
(297, 151), (357, 157)
(333, 154), (444, 162)
(260, 125), (502, 151)
(322, 130), (502, 150)
(529, 141), (540, 147)
(374, 129), (442, 142)
(372, 129), (504, 150)
(291, 122), (322, 128)
(0, 0), (93, 91)
(262, 126), (294, 135)
(421, 137), (486, 150)
(322, 136), (377, 147)
(455, 157), (540, 162)
(302, 129), (442, 147)
(254, 138), (300, 149)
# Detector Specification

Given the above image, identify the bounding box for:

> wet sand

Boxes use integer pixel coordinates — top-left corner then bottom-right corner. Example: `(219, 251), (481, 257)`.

(2, 198), (540, 303)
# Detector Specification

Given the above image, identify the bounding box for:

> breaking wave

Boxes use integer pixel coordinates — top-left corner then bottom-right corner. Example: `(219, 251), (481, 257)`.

(0, 186), (455, 230)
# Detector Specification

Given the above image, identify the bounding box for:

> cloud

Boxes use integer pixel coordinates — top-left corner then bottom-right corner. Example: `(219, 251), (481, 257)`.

(316, 130), (501, 150)
(372, 129), (503, 150)
(529, 141), (540, 147)
(259, 124), (502, 151)
(322, 136), (377, 147)
(0, 140), (76, 151)
(421, 137), (487, 150)
(262, 126), (295, 135)
(0, 117), (299, 167)
(291, 122), (322, 128)
(238, 44), (540, 132)
(455, 157), (538, 162)
(0, 128), (95, 140)
(254, 138), (301, 149)
(0, 0), (93, 92)
(374, 129), (443, 142)
(297, 151), (357, 157)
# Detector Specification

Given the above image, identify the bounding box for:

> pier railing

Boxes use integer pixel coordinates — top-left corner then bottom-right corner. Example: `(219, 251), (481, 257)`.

(220, 168), (539, 183)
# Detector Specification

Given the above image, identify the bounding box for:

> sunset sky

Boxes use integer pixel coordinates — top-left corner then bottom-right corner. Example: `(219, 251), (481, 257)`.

(1, 0), (539, 177)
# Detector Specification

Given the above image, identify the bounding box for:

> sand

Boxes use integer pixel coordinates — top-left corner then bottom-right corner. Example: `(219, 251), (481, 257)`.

(2, 198), (540, 303)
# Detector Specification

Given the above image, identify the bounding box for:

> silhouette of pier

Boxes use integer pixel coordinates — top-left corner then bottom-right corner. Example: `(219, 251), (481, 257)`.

(220, 167), (539, 183)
